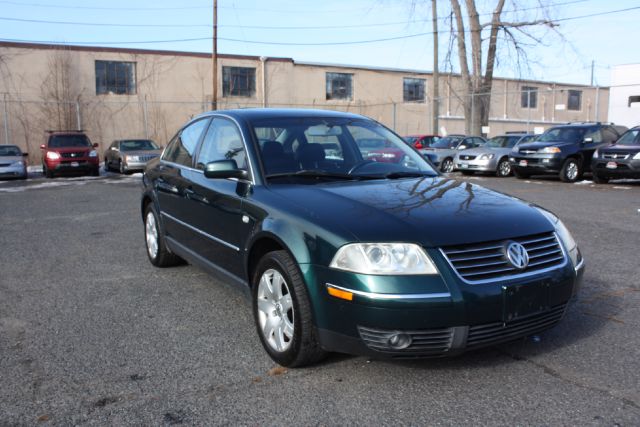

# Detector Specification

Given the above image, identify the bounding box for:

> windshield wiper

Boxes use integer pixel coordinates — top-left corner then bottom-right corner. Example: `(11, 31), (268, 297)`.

(266, 170), (365, 180)
(379, 171), (435, 179)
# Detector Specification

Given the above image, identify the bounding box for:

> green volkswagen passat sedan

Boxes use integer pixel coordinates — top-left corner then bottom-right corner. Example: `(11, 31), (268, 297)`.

(141, 109), (584, 367)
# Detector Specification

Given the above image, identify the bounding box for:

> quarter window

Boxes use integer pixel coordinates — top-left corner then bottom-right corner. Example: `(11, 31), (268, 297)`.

(326, 72), (353, 100)
(163, 119), (210, 167)
(95, 61), (136, 95)
(568, 90), (582, 111)
(196, 118), (247, 170)
(222, 67), (256, 97)
(403, 78), (426, 103)
(521, 86), (538, 109)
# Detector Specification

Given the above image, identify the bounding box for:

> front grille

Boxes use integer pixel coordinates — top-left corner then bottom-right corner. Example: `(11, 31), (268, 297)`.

(466, 303), (567, 348)
(602, 151), (631, 160)
(460, 155), (477, 160)
(519, 149), (537, 155)
(358, 325), (454, 356)
(60, 151), (86, 158)
(137, 154), (158, 162)
(441, 232), (565, 283)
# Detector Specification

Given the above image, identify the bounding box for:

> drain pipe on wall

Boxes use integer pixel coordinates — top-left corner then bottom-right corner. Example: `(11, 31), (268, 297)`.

(260, 56), (268, 108)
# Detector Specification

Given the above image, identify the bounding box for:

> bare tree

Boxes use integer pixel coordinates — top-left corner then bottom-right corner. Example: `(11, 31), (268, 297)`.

(451, 0), (557, 135)
(39, 48), (82, 130)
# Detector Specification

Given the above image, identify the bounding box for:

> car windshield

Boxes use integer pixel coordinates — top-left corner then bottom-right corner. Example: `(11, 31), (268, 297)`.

(518, 135), (538, 144)
(485, 136), (521, 148)
(431, 136), (462, 149)
(537, 127), (591, 144)
(403, 136), (418, 144)
(49, 135), (91, 148)
(0, 145), (21, 156)
(120, 140), (159, 151)
(615, 129), (640, 146)
(252, 117), (437, 181)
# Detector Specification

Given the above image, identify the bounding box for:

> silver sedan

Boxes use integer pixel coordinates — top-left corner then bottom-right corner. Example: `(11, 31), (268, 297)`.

(0, 144), (28, 179)
(455, 134), (537, 177)
(420, 135), (486, 173)
(104, 139), (162, 174)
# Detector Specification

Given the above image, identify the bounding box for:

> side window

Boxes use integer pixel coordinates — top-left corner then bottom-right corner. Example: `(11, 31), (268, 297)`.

(196, 118), (247, 170)
(165, 118), (210, 167)
(583, 128), (603, 143)
(602, 127), (619, 144)
(473, 137), (485, 147)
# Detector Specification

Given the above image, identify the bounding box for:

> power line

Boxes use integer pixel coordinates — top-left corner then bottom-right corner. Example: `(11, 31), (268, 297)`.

(1, 5), (637, 47)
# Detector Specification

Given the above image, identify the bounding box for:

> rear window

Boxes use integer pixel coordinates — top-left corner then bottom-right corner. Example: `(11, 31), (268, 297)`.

(49, 135), (91, 148)
(0, 145), (22, 156)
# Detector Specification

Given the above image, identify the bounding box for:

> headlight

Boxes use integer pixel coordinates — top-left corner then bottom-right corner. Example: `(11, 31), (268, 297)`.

(10, 160), (25, 167)
(46, 151), (60, 160)
(330, 243), (438, 275)
(593, 149), (599, 159)
(88, 150), (98, 157)
(535, 207), (581, 268)
(633, 152), (640, 160)
(478, 153), (495, 160)
(539, 146), (561, 154)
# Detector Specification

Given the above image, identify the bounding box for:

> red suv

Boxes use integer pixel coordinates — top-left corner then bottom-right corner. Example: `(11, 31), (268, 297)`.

(41, 131), (100, 178)
(403, 134), (441, 149)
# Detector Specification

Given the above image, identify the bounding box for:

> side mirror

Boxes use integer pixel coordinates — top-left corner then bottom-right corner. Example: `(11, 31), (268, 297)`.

(458, 145), (467, 150)
(40, 144), (46, 149)
(22, 152), (29, 157)
(204, 160), (248, 180)
(93, 143), (99, 148)
(583, 137), (593, 144)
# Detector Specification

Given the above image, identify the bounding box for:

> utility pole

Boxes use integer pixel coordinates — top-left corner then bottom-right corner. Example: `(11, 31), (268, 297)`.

(212, 0), (218, 110)
(590, 60), (594, 86)
(431, 0), (439, 135)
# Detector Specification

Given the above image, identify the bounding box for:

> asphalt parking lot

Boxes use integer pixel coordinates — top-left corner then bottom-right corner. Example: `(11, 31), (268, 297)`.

(1, 171), (639, 426)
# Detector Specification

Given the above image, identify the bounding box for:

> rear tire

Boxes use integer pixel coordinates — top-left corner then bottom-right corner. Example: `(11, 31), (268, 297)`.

(143, 203), (183, 267)
(592, 173), (609, 184)
(496, 158), (512, 177)
(252, 250), (327, 368)
(560, 158), (582, 183)
(513, 168), (530, 179)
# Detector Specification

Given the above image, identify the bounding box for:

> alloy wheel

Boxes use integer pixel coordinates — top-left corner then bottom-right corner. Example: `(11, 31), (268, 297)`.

(566, 161), (578, 181)
(145, 211), (159, 259)
(499, 160), (511, 176)
(256, 268), (294, 352)
(442, 159), (454, 173)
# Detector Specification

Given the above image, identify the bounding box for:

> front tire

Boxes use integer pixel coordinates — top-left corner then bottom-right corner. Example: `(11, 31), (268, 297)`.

(119, 160), (126, 174)
(143, 203), (183, 267)
(560, 158), (582, 183)
(440, 158), (454, 173)
(43, 163), (54, 179)
(252, 250), (326, 368)
(496, 158), (512, 177)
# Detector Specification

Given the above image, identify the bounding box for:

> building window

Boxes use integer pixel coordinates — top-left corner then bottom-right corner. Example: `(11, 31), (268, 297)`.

(628, 95), (640, 107)
(521, 86), (538, 108)
(95, 61), (136, 95)
(403, 78), (426, 102)
(222, 67), (256, 97)
(568, 90), (582, 111)
(326, 72), (353, 100)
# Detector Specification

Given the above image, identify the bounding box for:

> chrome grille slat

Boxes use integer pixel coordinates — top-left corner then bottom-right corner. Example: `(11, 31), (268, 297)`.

(441, 232), (566, 283)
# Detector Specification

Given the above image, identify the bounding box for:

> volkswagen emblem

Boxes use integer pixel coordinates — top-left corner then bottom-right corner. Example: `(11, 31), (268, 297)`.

(505, 242), (529, 270)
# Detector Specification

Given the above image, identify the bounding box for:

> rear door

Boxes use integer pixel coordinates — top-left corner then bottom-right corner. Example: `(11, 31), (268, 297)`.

(155, 118), (211, 246)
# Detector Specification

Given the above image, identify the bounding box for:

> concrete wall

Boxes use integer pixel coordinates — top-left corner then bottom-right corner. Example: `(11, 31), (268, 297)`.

(0, 42), (609, 164)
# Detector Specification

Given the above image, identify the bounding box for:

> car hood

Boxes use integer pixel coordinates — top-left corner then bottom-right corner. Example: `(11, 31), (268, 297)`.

(517, 141), (574, 151)
(600, 144), (640, 153)
(268, 177), (553, 247)
(457, 147), (511, 156)
(0, 155), (22, 162)
(121, 150), (162, 156)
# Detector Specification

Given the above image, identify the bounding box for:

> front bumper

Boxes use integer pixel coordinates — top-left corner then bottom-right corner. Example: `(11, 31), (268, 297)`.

(305, 251), (582, 359)
(0, 164), (27, 179)
(510, 154), (564, 174)
(455, 157), (498, 172)
(123, 160), (153, 171)
(592, 158), (640, 178)
(48, 159), (99, 174)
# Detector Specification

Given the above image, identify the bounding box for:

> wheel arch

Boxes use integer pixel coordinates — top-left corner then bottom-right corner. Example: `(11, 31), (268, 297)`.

(245, 231), (307, 288)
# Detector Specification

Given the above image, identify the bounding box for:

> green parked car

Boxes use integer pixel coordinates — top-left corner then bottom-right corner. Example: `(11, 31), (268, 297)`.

(141, 109), (584, 367)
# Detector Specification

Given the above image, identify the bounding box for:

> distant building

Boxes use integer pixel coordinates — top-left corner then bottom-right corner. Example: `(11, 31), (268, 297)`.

(608, 64), (640, 128)
(0, 41), (609, 163)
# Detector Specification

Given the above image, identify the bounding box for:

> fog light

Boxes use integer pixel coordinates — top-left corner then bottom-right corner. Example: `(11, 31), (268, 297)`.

(388, 333), (412, 350)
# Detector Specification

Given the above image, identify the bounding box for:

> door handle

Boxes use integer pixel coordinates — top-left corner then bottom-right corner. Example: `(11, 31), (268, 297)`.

(156, 179), (178, 194)
(184, 187), (208, 204)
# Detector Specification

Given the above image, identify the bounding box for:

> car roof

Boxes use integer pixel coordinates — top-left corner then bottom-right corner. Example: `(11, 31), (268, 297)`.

(198, 108), (366, 122)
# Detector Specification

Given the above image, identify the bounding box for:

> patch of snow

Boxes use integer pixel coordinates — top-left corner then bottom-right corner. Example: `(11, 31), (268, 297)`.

(612, 186), (632, 190)
(0, 180), (89, 193)
(574, 180), (593, 185)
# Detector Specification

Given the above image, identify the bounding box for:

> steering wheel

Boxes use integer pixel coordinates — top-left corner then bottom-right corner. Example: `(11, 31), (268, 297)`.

(347, 160), (376, 174)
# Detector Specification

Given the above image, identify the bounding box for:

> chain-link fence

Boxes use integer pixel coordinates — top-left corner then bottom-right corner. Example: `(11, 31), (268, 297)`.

(1, 86), (606, 165)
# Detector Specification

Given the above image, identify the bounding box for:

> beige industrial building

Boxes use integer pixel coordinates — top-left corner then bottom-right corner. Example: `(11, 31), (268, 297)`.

(0, 41), (609, 164)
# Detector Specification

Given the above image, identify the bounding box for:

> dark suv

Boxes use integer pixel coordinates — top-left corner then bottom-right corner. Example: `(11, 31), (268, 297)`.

(41, 131), (100, 178)
(510, 122), (626, 182)
(591, 126), (640, 183)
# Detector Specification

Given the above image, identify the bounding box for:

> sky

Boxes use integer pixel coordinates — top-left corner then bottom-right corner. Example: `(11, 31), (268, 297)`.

(0, 0), (638, 87)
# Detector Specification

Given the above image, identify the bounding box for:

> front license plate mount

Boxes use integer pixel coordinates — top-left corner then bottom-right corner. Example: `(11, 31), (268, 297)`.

(606, 161), (618, 169)
(519, 160), (528, 167)
(502, 282), (550, 322)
